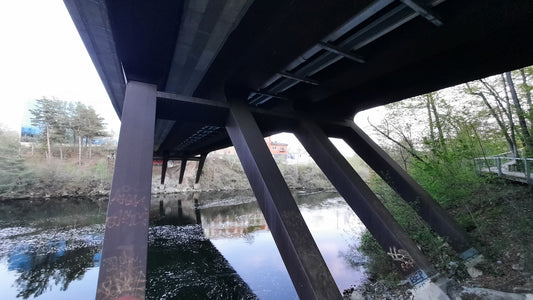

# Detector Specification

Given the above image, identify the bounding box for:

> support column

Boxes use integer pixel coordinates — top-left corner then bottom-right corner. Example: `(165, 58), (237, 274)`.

(179, 159), (187, 184)
(225, 99), (342, 300)
(335, 121), (473, 257)
(195, 153), (207, 184)
(96, 81), (156, 300)
(295, 120), (435, 283)
(161, 157), (168, 184)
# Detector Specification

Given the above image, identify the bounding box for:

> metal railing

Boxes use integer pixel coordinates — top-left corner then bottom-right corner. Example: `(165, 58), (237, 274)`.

(474, 154), (533, 184)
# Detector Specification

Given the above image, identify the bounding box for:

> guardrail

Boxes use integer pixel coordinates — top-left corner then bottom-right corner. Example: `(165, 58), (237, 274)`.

(474, 156), (533, 185)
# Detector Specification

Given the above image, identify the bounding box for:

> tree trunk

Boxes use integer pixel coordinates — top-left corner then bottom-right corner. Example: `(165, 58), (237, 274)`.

(78, 135), (82, 166)
(467, 82), (517, 156)
(426, 96), (436, 149)
(506, 72), (533, 157)
(89, 138), (92, 160)
(519, 68), (532, 132)
(428, 93), (447, 153)
(59, 146), (63, 160)
(501, 75), (519, 157)
(46, 124), (51, 162)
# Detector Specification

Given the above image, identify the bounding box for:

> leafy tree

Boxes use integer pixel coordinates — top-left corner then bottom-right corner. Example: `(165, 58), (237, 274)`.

(29, 98), (108, 163)
(29, 98), (64, 161)
(0, 127), (33, 194)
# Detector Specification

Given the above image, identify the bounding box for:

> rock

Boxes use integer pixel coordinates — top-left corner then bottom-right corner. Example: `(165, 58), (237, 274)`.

(412, 279), (450, 300)
(513, 263), (525, 271)
(465, 255), (485, 278)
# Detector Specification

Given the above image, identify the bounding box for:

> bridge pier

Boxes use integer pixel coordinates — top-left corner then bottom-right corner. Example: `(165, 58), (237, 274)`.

(96, 81), (157, 300)
(295, 120), (435, 283)
(225, 98), (342, 300)
(329, 121), (476, 259)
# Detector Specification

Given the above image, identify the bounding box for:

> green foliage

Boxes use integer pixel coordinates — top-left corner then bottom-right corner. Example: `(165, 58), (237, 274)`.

(364, 174), (468, 279)
(0, 128), (34, 195)
(28, 98), (108, 161)
(357, 230), (400, 283)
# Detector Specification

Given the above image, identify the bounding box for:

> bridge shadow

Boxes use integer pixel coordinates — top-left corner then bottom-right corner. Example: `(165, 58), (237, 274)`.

(147, 193), (257, 299)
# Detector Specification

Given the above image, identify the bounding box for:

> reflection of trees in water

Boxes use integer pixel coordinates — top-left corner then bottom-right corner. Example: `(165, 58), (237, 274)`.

(11, 244), (98, 299)
(0, 197), (105, 228)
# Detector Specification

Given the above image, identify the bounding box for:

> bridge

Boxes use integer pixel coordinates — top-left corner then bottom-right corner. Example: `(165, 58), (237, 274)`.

(63, 0), (533, 299)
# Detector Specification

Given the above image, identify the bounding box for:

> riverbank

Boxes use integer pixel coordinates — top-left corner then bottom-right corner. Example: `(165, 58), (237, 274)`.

(348, 180), (533, 299)
(0, 154), (334, 200)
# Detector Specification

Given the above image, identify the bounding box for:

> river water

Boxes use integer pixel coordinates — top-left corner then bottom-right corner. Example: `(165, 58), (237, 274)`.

(0, 191), (367, 299)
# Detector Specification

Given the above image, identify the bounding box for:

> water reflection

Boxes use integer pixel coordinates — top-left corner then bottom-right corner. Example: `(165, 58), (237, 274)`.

(0, 191), (366, 299)
(153, 191), (367, 299)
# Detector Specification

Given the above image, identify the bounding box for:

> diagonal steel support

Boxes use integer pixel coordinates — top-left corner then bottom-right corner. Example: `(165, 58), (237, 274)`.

(295, 120), (436, 281)
(335, 121), (474, 258)
(195, 153), (207, 184)
(179, 158), (187, 184)
(96, 81), (156, 300)
(225, 98), (342, 300)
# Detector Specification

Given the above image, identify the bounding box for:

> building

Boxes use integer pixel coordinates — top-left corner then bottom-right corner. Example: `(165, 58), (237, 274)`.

(264, 136), (288, 161)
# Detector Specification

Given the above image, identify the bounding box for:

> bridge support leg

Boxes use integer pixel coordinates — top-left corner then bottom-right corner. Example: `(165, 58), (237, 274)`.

(334, 121), (474, 259)
(195, 153), (207, 184)
(161, 157), (168, 184)
(295, 120), (436, 283)
(179, 158), (187, 184)
(225, 99), (342, 300)
(96, 81), (156, 300)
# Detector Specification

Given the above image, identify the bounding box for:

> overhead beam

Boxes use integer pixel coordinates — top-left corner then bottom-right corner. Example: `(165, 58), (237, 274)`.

(252, 90), (290, 101)
(399, 0), (443, 26)
(96, 81), (156, 300)
(278, 71), (320, 86)
(317, 42), (366, 63)
(225, 97), (342, 300)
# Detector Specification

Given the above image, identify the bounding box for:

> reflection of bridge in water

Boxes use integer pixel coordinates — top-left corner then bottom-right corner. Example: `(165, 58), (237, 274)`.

(148, 193), (257, 299)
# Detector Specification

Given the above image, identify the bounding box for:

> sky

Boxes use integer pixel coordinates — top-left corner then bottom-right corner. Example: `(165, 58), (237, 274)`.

(0, 0), (120, 134)
(0, 0), (383, 156)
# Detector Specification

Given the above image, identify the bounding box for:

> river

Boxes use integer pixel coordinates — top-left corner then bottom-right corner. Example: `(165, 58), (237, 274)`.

(0, 191), (367, 299)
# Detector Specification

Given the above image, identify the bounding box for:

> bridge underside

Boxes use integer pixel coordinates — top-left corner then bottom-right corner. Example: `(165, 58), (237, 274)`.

(63, 0), (533, 299)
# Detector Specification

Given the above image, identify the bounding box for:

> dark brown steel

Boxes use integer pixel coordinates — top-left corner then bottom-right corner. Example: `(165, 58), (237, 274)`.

(225, 98), (342, 300)
(295, 119), (436, 280)
(96, 81), (156, 300)
(179, 159), (187, 184)
(195, 153), (207, 184)
(334, 121), (473, 257)
(161, 157), (168, 184)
